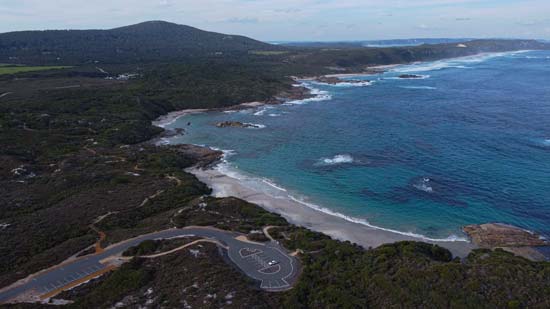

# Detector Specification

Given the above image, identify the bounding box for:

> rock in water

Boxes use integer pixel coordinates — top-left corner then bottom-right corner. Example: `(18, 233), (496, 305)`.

(216, 121), (261, 128)
(398, 74), (423, 79)
(314, 76), (369, 85)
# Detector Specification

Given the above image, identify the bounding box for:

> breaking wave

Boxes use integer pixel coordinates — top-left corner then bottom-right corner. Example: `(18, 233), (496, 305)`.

(313, 80), (374, 87)
(287, 195), (468, 242)
(286, 83), (332, 105)
(392, 50), (531, 73)
(413, 177), (434, 193)
(316, 154), (354, 166)
(210, 159), (468, 243)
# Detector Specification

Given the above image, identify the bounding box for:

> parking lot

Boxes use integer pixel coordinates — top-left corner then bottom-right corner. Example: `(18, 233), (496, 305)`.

(0, 226), (300, 303)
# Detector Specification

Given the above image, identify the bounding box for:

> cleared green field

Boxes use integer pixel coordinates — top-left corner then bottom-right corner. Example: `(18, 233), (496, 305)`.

(0, 65), (71, 75)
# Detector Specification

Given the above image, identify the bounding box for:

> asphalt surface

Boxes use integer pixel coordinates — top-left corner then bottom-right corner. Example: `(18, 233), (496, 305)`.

(0, 226), (299, 303)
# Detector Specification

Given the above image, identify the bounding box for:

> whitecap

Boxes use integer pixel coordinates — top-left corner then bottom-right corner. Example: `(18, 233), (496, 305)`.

(413, 177), (434, 193)
(244, 123), (266, 129)
(253, 107), (273, 116)
(253, 109), (266, 116)
(316, 154), (354, 166)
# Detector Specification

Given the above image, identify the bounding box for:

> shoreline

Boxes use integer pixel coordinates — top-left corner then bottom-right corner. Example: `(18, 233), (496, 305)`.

(150, 70), (478, 258)
(151, 50), (546, 258)
(186, 165), (477, 258)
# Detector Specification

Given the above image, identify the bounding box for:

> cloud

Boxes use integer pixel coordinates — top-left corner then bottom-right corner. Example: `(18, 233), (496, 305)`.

(416, 24), (430, 30)
(224, 17), (259, 24)
(1, 0), (550, 40)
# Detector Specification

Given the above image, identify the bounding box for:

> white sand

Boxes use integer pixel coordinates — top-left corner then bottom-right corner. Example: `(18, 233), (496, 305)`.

(188, 166), (477, 257)
(152, 109), (209, 128)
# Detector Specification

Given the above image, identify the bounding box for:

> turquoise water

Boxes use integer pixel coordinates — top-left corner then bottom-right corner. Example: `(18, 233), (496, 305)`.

(164, 50), (550, 240)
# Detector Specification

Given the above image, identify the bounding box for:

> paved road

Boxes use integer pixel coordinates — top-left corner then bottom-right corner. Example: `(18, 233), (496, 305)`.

(0, 227), (300, 304)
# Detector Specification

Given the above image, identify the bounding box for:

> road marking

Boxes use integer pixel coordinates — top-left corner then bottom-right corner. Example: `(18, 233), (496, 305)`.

(40, 265), (117, 300)
(1, 227), (300, 303)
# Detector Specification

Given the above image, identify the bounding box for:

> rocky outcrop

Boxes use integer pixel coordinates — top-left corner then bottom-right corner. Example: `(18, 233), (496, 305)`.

(216, 121), (262, 129)
(398, 74), (423, 79)
(463, 223), (549, 261)
(314, 76), (369, 85)
(173, 144), (223, 168)
(464, 223), (547, 248)
(274, 85), (314, 103)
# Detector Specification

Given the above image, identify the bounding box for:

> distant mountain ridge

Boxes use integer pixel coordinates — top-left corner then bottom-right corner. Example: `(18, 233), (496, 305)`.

(1, 21), (548, 66)
(275, 38), (473, 48)
(0, 21), (282, 65)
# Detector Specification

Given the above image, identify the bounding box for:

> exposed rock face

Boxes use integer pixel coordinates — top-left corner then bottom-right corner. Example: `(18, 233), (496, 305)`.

(274, 85), (314, 103)
(398, 74), (423, 79)
(216, 121), (261, 129)
(463, 223), (548, 248)
(173, 144), (222, 168)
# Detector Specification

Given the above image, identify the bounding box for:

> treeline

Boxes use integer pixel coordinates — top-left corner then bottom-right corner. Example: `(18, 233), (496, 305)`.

(0, 21), (284, 65)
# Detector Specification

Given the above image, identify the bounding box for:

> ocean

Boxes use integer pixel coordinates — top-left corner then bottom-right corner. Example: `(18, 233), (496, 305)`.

(162, 50), (550, 241)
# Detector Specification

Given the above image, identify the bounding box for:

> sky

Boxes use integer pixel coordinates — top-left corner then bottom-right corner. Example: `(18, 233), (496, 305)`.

(1, 0), (550, 41)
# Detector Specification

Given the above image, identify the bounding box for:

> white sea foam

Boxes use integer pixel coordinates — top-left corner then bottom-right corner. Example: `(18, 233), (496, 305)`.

(414, 177), (434, 193)
(542, 139), (550, 147)
(261, 178), (288, 192)
(286, 83), (332, 105)
(156, 137), (171, 146)
(211, 160), (467, 243)
(313, 80), (374, 87)
(253, 109), (266, 116)
(316, 154), (354, 166)
(393, 50), (532, 73)
(253, 107), (273, 116)
(244, 123), (266, 129)
(268, 113), (280, 117)
(387, 74), (431, 80)
(287, 195), (467, 242)
(524, 55), (550, 59)
(400, 86), (437, 90)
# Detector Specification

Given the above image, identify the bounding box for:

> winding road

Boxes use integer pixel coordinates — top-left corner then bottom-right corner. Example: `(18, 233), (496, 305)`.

(0, 226), (300, 304)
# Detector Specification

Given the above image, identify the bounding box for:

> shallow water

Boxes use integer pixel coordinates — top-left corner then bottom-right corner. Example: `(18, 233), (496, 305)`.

(165, 50), (550, 240)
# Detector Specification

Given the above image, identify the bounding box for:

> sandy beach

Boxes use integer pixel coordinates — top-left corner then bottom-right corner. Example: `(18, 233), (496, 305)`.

(152, 102), (272, 129)
(187, 166), (477, 257)
(152, 109), (210, 128)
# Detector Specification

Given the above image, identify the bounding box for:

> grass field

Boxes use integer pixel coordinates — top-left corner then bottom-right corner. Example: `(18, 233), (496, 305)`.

(0, 65), (71, 75)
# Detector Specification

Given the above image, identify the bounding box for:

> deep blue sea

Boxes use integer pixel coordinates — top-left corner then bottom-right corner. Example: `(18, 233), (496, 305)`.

(165, 50), (550, 241)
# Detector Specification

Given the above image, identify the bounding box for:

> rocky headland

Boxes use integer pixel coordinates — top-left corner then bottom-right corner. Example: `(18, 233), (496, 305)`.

(463, 223), (549, 261)
(313, 76), (370, 85)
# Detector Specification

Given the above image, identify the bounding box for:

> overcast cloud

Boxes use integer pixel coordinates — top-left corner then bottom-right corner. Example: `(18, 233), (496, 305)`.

(1, 0), (549, 40)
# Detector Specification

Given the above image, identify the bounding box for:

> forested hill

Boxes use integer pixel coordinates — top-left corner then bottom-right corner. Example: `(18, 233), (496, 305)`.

(0, 21), (283, 65)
